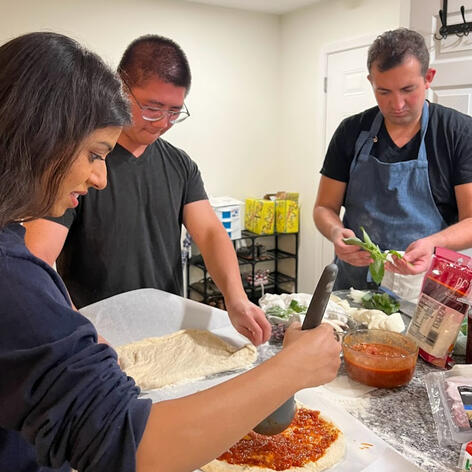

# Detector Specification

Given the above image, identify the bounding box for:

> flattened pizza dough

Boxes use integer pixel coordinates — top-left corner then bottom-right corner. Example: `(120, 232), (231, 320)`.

(117, 329), (257, 390)
(202, 403), (345, 472)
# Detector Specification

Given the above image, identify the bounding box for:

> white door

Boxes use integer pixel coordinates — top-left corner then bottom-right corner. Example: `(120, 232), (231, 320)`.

(410, 0), (472, 114)
(324, 46), (377, 149)
(318, 42), (377, 272)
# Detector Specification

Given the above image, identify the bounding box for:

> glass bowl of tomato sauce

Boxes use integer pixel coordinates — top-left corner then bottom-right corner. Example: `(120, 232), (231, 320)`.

(342, 329), (418, 388)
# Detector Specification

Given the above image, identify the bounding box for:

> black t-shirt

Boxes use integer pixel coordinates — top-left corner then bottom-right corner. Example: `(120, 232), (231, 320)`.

(50, 139), (208, 308)
(321, 102), (472, 225)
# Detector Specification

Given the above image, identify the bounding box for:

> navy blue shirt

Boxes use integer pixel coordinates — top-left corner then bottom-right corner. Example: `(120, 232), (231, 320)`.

(0, 224), (151, 471)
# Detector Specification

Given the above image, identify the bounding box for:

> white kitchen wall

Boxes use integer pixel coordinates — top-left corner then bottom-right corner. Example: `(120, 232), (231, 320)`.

(0, 0), (411, 293)
(0, 0), (281, 198)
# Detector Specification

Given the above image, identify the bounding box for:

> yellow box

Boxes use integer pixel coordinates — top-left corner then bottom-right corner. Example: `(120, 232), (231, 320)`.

(244, 198), (256, 232)
(250, 199), (275, 234)
(276, 199), (299, 233)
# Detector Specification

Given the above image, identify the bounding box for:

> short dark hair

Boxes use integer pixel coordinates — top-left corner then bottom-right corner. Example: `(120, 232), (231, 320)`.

(118, 34), (191, 93)
(0, 32), (131, 229)
(367, 28), (429, 76)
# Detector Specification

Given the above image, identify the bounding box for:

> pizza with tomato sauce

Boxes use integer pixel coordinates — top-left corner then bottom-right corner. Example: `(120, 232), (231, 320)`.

(202, 404), (345, 471)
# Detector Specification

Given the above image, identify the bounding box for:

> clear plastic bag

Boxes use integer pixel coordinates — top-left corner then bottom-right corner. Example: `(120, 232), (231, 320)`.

(424, 365), (472, 447)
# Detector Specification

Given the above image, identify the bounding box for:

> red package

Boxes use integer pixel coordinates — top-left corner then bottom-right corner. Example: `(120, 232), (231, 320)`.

(407, 248), (472, 368)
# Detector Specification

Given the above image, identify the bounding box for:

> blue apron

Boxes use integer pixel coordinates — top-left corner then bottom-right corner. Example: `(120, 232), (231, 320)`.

(334, 102), (447, 290)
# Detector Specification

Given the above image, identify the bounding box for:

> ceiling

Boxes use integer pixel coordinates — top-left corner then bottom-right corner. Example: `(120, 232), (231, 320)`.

(180, 0), (323, 14)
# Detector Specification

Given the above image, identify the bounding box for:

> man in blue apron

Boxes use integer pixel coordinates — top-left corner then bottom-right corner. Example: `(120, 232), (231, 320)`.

(314, 28), (472, 292)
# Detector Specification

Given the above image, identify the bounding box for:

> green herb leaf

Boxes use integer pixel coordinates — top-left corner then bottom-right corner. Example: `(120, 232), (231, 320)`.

(360, 226), (374, 248)
(343, 227), (401, 285)
(265, 306), (290, 319)
(369, 258), (385, 285)
(388, 250), (404, 260)
(343, 236), (368, 249)
(288, 299), (307, 313)
(361, 292), (400, 315)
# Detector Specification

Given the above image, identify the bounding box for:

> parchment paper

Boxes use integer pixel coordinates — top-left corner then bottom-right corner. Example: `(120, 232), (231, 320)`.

(80, 288), (244, 348)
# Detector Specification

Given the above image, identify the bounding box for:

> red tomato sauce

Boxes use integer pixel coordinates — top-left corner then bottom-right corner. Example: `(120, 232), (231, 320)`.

(344, 342), (416, 388)
(217, 408), (340, 471)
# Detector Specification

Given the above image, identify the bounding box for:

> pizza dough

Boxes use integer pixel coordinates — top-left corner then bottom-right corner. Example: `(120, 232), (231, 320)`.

(116, 329), (257, 390)
(202, 404), (345, 472)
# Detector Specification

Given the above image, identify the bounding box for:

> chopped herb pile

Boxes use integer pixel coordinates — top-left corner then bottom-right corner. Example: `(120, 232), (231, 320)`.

(265, 300), (307, 320)
(361, 292), (400, 315)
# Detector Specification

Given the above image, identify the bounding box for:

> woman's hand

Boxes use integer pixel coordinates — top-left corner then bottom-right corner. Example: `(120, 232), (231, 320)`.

(282, 322), (342, 388)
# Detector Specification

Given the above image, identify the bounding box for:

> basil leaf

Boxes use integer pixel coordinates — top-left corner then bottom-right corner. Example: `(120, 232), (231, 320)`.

(343, 228), (401, 285)
(388, 249), (404, 260)
(343, 236), (367, 248)
(369, 257), (385, 285)
(360, 226), (374, 248)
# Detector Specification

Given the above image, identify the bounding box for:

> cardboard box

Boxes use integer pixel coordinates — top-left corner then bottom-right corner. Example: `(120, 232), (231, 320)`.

(245, 199), (275, 235)
(244, 198), (256, 232)
(276, 199), (299, 233)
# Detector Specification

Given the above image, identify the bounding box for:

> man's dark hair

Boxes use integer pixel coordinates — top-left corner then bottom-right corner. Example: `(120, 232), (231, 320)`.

(118, 34), (191, 93)
(0, 32), (131, 229)
(367, 28), (429, 76)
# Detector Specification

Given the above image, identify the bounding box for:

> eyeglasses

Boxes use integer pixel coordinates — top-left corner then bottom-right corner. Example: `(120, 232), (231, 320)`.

(125, 84), (190, 124)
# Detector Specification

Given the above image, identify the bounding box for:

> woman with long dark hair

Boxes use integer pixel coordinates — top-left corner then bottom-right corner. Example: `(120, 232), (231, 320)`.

(0, 32), (341, 472)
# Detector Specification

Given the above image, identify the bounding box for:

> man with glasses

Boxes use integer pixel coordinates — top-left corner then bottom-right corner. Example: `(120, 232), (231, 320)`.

(24, 34), (271, 346)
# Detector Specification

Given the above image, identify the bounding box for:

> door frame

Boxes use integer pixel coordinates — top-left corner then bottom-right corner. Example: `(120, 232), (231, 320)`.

(317, 34), (377, 268)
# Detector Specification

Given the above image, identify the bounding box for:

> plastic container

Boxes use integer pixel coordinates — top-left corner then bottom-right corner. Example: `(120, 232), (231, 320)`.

(267, 309), (358, 345)
(318, 310), (358, 339)
(342, 329), (418, 388)
(424, 365), (472, 446)
(267, 313), (301, 345)
(210, 196), (243, 240)
(438, 381), (472, 444)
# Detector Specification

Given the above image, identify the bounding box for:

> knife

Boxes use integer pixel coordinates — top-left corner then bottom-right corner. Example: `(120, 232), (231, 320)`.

(253, 263), (338, 435)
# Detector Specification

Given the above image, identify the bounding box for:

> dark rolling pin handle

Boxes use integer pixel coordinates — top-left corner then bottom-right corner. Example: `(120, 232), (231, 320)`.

(253, 263), (338, 436)
(301, 263), (338, 331)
